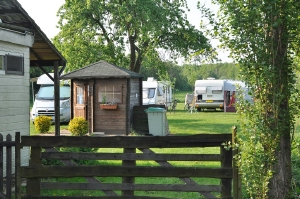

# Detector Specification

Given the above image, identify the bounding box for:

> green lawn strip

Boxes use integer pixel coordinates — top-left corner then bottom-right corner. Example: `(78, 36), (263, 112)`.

(30, 90), (300, 197)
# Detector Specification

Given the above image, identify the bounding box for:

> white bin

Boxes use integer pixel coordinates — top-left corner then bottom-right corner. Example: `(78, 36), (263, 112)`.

(145, 107), (169, 136)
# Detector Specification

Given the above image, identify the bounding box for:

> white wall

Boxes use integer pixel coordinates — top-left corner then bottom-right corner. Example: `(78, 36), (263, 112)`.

(0, 29), (34, 176)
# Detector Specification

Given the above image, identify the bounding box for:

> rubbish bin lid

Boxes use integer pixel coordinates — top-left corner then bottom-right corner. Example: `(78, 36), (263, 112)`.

(145, 107), (166, 113)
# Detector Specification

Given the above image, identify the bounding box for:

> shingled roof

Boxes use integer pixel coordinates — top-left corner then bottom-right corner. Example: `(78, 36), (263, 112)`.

(60, 60), (143, 79)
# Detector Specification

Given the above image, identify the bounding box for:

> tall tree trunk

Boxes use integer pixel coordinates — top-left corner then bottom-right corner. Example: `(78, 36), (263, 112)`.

(268, 13), (292, 198)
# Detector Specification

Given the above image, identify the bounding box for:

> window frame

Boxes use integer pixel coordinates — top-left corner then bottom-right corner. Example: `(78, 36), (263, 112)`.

(98, 85), (122, 104)
(0, 51), (24, 76)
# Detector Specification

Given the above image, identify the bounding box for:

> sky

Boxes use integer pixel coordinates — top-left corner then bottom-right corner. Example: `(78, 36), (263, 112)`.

(17, 0), (231, 63)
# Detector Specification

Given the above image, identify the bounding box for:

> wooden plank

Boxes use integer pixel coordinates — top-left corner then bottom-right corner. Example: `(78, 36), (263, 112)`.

(44, 148), (118, 197)
(21, 166), (232, 179)
(40, 182), (221, 192)
(122, 148), (136, 196)
(15, 132), (21, 199)
(26, 147), (41, 196)
(41, 152), (221, 162)
(6, 134), (12, 199)
(0, 134), (3, 192)
(232, 126), (242, 199)
(139, 148), (218, 199)
(21, 134), (232, 148)
(220, 146), (233, 199)
(21, 196), (170, 199)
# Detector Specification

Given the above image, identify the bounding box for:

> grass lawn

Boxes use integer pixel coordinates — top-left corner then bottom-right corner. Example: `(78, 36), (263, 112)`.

(28, 90), (300, 198)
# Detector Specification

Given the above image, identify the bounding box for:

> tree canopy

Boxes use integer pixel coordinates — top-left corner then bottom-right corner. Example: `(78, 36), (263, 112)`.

(53, 0), (213, 73)
(199, 0), (300, 198)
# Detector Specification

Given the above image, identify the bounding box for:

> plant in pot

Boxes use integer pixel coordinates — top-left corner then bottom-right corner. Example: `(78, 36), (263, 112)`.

(100, 93), (117, 110)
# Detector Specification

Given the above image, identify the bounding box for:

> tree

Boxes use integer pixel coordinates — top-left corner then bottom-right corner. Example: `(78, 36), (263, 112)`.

(200, 0), (300, 198)
(53, 0), (213, 73)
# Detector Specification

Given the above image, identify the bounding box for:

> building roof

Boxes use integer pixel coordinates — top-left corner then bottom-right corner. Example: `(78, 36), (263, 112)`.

(0, 0), (66, 67)
(60, 60), (143, 79)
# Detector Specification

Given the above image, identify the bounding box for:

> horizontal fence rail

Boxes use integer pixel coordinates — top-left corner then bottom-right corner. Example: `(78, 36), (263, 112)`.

(17, 133), (236, 199)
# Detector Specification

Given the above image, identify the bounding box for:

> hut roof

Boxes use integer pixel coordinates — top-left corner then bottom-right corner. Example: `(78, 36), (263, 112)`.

(0, 0), (66, 67)
(60, 60), (143, 79)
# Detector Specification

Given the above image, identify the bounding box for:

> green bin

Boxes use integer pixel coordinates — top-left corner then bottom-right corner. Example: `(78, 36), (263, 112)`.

(145, 107), (168, 136)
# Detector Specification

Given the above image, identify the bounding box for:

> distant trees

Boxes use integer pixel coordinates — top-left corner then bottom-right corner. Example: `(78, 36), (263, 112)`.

(140, 62), (239, 91)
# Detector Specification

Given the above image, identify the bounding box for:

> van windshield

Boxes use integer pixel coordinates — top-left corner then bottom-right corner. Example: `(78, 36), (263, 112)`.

(36, 85), (70, 100)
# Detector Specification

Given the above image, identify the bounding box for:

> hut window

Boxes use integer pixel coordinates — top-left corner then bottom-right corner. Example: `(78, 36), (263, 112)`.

(5, 54), (24, 75)
(0, 55), (3, 74)
(76, 86), (84, 104)
(98, 86), (122, 103)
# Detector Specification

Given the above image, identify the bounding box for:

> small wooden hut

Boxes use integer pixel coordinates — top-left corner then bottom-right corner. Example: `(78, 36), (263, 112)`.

(60, 60), (143, 135)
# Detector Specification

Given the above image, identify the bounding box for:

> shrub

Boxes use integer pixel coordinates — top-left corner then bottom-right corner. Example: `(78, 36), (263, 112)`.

(68, 117), (88, 136)
(34, 116), (52, 134)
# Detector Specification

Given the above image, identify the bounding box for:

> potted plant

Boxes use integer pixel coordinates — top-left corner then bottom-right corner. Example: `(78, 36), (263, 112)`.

(100, 93), (117, 110)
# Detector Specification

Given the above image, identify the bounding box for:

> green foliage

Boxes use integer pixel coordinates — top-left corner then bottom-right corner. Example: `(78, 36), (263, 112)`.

(60, 147), (98, 165)
(53, 0), (213, 73)
(68, 117), (88, 136)
(291, 136), (300, 198)
(199, 0), (300, 198)
(34, 116), (52, 134)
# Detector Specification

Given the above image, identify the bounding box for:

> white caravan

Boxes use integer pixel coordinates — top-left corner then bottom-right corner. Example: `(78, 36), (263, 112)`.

(142, 77), (173, 109)
(30, 73), (71, 123)
(194, 78), (252, 111)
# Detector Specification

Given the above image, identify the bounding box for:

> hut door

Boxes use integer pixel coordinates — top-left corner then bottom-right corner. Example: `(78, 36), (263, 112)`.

(75, 83), (88, 119)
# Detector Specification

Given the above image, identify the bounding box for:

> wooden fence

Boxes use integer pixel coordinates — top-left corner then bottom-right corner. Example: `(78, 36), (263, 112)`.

(1, 131), (241, 199)
(0, 132), (20, 199)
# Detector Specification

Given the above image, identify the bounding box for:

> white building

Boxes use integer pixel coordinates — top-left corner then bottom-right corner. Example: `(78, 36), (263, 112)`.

(0, 0), (66, 175)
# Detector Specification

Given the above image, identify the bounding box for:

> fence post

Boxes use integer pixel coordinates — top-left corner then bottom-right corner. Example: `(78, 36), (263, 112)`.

(220, 141), (232, 199)
(26, 147), (41, 195)
(232, 126), (242, 199)
(15, 132), (21, 199)
(0, 134), (3, 195)
(122, 148), (136, 196)
(6, 134), (12, 199)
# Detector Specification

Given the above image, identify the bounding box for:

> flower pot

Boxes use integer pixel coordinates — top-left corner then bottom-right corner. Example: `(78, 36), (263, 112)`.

(100, 104), (118, 110)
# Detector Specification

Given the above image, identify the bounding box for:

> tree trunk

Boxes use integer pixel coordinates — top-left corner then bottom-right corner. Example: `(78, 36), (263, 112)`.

(268, 11), (292, 197)
(269, 132), (292, 198)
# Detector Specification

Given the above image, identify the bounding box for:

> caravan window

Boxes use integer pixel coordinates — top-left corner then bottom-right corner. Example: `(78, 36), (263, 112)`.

(148, 88), (155, 98)
(212, 86), (223, 94)
(157, 87), (164, 96)
(195, 87), (206, 94)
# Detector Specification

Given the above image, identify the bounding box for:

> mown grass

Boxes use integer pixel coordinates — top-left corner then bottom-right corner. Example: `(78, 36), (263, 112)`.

(29, 90), (300, 198)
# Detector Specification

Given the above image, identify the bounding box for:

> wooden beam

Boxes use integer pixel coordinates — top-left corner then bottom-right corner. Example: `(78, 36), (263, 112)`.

(54, 61), (60, 136)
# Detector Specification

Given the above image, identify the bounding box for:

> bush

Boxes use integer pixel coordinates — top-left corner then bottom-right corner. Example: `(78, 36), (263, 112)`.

(34, 116), (52, 134)
(68, 117), (88, 136)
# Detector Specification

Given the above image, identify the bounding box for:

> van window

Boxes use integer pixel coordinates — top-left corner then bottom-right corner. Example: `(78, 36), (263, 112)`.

(37, 85), (70, 100)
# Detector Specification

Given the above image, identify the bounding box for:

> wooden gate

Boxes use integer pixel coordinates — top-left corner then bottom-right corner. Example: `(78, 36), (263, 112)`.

(1, 131), (242, 199)
(0, 132), (20, 199)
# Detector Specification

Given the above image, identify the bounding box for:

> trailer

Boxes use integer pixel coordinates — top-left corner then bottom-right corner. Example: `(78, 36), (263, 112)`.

(194, 78), (252, 112)
(30, 73), (71, 123)
(142, 77), (173, 109)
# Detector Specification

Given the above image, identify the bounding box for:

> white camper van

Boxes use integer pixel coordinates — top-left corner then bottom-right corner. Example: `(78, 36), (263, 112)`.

(30, 73), (71, 123)
(142, 77), (173, 109)
(194, 78), (252, 111)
